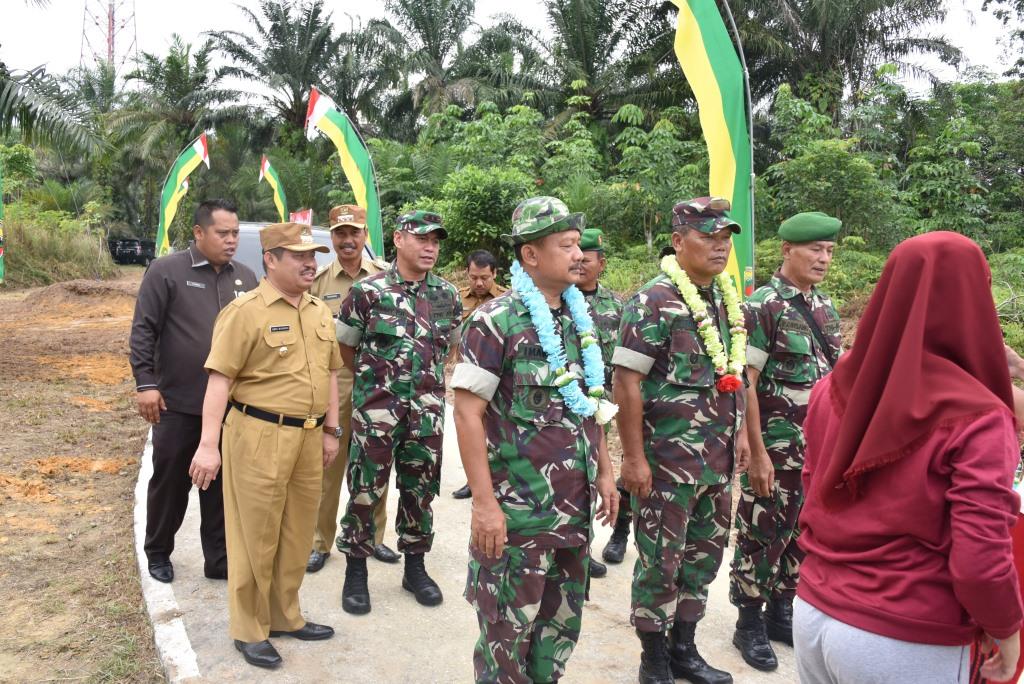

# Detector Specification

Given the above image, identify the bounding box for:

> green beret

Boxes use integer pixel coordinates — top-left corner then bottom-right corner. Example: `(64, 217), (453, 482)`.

(778, 212), (841, 243)
(579, 228), (605, 252)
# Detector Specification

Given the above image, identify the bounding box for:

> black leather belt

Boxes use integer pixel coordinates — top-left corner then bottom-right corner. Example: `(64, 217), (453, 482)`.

(230, 401), (325, 429)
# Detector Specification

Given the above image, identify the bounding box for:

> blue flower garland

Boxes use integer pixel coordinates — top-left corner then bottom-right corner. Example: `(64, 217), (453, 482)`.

(510, 260), (607, 418)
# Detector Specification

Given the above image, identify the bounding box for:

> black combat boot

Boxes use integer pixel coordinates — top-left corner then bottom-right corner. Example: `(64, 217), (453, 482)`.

(341, 555), (371, 615)
(602, 512), (632, 564)
(402, 553), (443, 606)
(636, 629), (674, 684)
(732, 605), (778, 671)
(669, 621), (734, 684)
(765, 597), (794, 646)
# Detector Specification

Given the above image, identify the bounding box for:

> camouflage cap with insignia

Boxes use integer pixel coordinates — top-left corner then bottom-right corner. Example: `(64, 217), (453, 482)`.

(579, 227), (605, 252)
(397, 209), (448, 238)
(260, 222), (330, 253)
(672, 196), (741, 234)
(503, 196), (585, 246)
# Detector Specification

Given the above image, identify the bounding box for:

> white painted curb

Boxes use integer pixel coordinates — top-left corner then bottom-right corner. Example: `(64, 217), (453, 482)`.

(133, 428), (202, 682)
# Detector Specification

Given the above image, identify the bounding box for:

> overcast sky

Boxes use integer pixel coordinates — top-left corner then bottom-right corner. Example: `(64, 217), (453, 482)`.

(0, 0), (1018, 96)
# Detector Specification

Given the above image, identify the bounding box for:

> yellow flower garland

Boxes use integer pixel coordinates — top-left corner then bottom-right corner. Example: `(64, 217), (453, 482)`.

(660, 256), (746, 387)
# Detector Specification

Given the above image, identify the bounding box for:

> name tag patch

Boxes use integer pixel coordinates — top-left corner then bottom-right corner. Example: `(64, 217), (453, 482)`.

(186, 280), (206, 289)
(323, 293), (342, 300)
(270, 325), (290, 332)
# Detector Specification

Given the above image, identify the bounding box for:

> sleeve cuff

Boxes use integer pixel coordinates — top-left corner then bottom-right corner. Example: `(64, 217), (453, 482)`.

(747, 345), (769, 372)
(451, 362), (500, 402)
(135, 383), (158, 392)
(612, 347), (655, 375)
(336, 320), (362, 347)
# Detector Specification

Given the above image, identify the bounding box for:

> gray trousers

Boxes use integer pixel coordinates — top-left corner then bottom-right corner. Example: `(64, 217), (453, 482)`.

(794, 596), (970, 684)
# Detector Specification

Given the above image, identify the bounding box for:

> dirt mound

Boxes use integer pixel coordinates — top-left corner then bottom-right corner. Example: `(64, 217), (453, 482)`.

(0, 474), (56, 502)
(25, 279), (138, 307)
(36, 354), (131, 385)
(34, 456), (132, 477)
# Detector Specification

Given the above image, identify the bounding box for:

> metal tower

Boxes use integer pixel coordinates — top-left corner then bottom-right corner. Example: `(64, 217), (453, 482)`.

(80, 0), (138, 75)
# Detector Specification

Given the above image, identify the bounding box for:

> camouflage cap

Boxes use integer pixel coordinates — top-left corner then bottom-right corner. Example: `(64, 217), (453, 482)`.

(397, 209), (448, 238)
(672, 196), (741, 234)
(579, 227), (605, 252)
(503, 196), (585, 246)
(778, 211), (841, 243)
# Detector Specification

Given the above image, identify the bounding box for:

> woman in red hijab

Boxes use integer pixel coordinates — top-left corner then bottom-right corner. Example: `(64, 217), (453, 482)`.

(794, 232), (1022, 683)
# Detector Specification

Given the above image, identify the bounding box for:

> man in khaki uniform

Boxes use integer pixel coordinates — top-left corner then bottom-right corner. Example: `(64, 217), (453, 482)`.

(189, 222), (341, 670)
(306, 205), (398, 572)
(451, 249), (507, 500)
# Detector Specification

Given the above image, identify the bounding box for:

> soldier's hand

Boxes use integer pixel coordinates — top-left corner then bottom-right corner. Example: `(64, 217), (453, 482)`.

(471, 496), (507, 559)
(322, 433), (339, 468)
(188, 443), (221, 491)
(621, 457), (653, 499)
(595, 472), (620, 526)
(136, 389), (166, 424)
(747, 449), (775, 498)
(735, 429), (752, 474)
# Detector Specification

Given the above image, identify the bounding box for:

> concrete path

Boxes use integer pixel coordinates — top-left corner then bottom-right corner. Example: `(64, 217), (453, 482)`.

(135, 409), (797, 683)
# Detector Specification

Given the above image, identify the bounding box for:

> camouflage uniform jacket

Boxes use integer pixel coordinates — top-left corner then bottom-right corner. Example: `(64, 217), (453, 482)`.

(612, 273), (745, 485)
(746, 272), (841, 470)
(451, 290), (601, 549)
(582, 283), (623, 391)
(336, 265), (462, 437)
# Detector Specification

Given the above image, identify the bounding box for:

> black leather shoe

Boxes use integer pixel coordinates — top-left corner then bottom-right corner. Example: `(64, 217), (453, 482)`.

(602, 513), (631, 563)
(765, 598), (794, 646)
(372, 544), (401, 564)
(402, 553), (443, 606)
(589, 558), (608, 578)
(234, 640), (282, 669)
(269, 622), (335, 641)
(204, 567), (228, 580)
(306, 549), (329, 573)
(452, 483), (472, 499)
(732, 606), (778, 672)
(342, 556), (371, 615)
(670, 621), (734, 683)
(148, 560), (173, 583)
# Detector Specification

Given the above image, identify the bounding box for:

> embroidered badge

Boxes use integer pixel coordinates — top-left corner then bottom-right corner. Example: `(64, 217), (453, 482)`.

(186, 280), (206, 289)
(270, 325), (290, 332)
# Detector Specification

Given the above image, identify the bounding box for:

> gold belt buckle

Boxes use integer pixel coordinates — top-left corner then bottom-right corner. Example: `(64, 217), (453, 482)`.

(302, 416), (318, 430)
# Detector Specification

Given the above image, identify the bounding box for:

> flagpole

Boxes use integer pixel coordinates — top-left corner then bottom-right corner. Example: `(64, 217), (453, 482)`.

(718, 0), (756, 246)
(335, 99), (384, 258)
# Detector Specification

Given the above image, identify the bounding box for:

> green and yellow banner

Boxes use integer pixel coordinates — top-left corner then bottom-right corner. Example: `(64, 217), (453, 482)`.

(259, 154), (288, 222)
(672, 0), (755, 296)
(304, 87), (383, 255)
(156, 133), (210, 257)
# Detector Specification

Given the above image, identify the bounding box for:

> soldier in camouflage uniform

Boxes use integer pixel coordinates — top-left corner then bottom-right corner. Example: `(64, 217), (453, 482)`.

(729, 212), (842, 671)
(613, 197), (749, 684)
(575, 227), (624, 578)
(334, 210), (462, 614)
(452, 196), (619, 684)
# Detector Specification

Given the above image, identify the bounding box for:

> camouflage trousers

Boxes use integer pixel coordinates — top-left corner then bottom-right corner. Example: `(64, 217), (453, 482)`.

(631, 479), (732, 632)
(729, 469), (804, 608)
(465, 543), (589, 683)
(335, 424), (442, 559)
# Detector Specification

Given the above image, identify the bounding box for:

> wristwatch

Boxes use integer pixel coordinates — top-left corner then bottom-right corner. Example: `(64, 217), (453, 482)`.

(323, 424), (343, 438)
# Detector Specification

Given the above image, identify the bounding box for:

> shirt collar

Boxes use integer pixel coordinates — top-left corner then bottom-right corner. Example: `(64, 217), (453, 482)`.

(258, 278), (312, 308)
(386, 262), (438, 289)
(329, 257), (373, 281)
(188, 242), (234, 271)
(771, 271), (815, 301)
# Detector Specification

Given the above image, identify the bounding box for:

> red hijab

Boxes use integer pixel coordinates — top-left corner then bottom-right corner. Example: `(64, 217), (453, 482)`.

(820, 231), (1015, 507)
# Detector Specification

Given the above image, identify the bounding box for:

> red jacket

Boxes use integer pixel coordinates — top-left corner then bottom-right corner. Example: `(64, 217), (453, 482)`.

(798, 375), (1024, 645)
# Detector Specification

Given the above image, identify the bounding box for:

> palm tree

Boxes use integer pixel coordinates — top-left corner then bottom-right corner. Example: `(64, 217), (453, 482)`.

(325, 16), (406, 135)
(210, 0), (343, 132)
(0, 64), (102, 153)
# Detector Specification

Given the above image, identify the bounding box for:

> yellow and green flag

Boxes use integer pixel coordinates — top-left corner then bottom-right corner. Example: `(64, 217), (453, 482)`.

(259, 155), (288, 222)
(156, 133), (210, 257)
(304, 87), (383, 255)
(672, 0), (755, 296)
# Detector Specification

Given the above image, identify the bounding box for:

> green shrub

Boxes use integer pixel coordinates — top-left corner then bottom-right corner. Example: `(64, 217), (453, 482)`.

(2, 202), (118, 287)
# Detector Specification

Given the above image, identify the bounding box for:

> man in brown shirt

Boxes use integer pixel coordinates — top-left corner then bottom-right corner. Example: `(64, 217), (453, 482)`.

(129, 198), (258, 584)
(306, 204), (397, 573)
(188, 222), (341, 669)
(451, 249), (507, 500)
